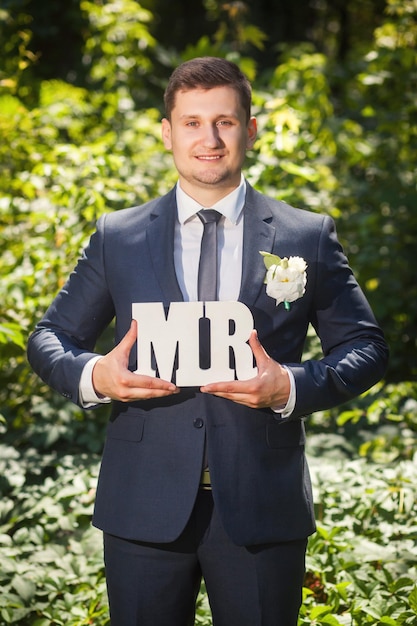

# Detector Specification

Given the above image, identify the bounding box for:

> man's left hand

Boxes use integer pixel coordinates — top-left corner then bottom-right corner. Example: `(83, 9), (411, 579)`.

(200, 330), (290, 409)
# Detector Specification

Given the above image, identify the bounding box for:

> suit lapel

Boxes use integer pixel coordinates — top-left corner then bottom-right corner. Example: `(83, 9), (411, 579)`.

(239, 184), (276, 306)
(146, 188), (184, 304)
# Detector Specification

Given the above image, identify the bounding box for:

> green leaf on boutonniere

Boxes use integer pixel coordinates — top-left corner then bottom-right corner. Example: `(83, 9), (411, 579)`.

(259, 251), (281, 272)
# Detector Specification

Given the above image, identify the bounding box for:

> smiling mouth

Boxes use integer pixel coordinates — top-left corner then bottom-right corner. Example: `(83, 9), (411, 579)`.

(195, 155), (223, 161)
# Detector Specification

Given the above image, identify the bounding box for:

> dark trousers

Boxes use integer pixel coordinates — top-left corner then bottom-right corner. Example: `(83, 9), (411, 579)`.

(104, 490), (307, 626)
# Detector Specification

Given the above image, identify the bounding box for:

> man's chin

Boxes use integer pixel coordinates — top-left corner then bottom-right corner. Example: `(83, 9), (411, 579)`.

(192, 171), (233, 187)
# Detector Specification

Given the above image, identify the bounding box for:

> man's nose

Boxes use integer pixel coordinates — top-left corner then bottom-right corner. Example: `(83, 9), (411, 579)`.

(202, 123), (222, 147)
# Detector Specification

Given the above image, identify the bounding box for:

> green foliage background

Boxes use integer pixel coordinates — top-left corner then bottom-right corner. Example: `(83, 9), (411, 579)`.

(0, 0), (416, 624)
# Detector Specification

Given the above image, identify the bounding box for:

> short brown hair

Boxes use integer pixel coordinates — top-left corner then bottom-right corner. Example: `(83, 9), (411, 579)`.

(164, 57), (252, 122)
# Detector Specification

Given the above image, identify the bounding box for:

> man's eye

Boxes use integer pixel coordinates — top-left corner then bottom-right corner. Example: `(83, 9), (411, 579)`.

(186, 121), (198, 127)
(218, 120), (232, 126)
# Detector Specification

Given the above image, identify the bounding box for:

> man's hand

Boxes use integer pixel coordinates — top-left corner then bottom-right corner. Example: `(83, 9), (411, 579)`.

(92, 320), (179, 402)
(200, 330), (290, 409)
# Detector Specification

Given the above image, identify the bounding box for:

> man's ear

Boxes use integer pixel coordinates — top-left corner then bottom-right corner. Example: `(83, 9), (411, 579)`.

(246, 116), (257, 149)
(161, 118), (172, 150)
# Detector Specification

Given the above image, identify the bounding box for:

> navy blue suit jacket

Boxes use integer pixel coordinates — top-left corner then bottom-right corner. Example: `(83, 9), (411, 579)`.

(27, 184), (388, 546)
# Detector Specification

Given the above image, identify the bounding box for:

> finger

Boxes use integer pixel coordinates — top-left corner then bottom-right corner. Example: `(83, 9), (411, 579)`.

(94, 363), (179, 401)
(200, 378), (255, 395)
(112, 320), (138, 368)
(125, 371), (178, 391)
(118, 319), (138, 353)
(110, 370), (179, 402)
(202, 389), (258, 408)
(248, 329), (269, 366)
(117, 386), (180, 401)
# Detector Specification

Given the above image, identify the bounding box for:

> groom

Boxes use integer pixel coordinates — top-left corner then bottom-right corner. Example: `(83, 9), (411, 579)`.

(28, 56), (388, 625)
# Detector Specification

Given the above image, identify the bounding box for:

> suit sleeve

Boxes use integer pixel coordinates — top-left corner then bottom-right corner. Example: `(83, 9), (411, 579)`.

(287, 216), (389, 419)
(27, 215), (115, 406)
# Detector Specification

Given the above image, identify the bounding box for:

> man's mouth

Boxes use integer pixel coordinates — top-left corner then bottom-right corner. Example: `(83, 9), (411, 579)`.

(195, 155), (222, 161)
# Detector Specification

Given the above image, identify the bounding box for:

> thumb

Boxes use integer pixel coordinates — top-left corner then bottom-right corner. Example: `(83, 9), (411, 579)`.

(116, 319), (138, 358)
(248, 329), (269, 367)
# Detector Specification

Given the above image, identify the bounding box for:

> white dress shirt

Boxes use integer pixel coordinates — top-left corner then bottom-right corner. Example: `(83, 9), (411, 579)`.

(79, 178), (295, 415)
(174, 178), (244, 302)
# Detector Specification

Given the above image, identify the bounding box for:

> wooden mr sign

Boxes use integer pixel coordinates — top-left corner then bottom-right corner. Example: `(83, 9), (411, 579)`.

(132, 301), (257, 386)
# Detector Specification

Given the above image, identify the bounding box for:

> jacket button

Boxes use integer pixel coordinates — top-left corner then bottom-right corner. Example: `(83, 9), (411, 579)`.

(193, 418), (204, 428)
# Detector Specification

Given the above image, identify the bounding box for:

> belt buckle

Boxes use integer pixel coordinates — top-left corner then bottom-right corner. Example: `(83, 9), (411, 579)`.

(200, 467), (211, 490)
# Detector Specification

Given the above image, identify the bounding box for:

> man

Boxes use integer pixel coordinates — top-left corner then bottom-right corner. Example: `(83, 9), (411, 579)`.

(28, 57), (388, 625)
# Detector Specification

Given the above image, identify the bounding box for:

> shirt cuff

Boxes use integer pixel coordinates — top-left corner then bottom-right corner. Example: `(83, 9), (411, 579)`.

(271, 366), (296, 418)
(79, 356), (111, 408)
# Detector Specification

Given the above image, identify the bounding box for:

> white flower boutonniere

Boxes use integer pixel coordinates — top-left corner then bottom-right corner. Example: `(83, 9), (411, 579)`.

(260, 251), (307, 310)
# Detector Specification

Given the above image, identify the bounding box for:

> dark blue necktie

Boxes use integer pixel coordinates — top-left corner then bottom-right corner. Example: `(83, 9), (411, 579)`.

(197, 209), (222, 301)
(197, 210), (222, 473)
(197, 209), (221, 371)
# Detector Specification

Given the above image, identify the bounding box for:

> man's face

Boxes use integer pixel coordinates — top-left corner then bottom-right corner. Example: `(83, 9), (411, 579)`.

(162, 86), (257, 203)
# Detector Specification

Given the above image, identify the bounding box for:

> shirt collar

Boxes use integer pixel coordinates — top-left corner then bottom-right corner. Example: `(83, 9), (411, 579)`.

(176, 176), (246, 225)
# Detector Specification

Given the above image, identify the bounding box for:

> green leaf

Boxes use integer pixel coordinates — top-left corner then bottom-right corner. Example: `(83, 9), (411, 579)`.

(279, 160), (320, 182)
(409, 586), (417, 614)
(390, 577), (415, 593)
(310, 605), (332, 620)
(12, 576), (36, 602)
(335, 580), (351, 601)
(259, 250), (281, 270)
(0, 323), (26, 350)
(320, 616), (342, 626)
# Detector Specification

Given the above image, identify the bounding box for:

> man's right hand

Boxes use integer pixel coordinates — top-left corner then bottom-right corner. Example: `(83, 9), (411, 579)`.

(92, 320), (179, 402)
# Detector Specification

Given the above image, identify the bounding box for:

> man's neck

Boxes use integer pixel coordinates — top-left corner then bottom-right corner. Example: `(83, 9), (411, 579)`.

(178, 179), (242, 208)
